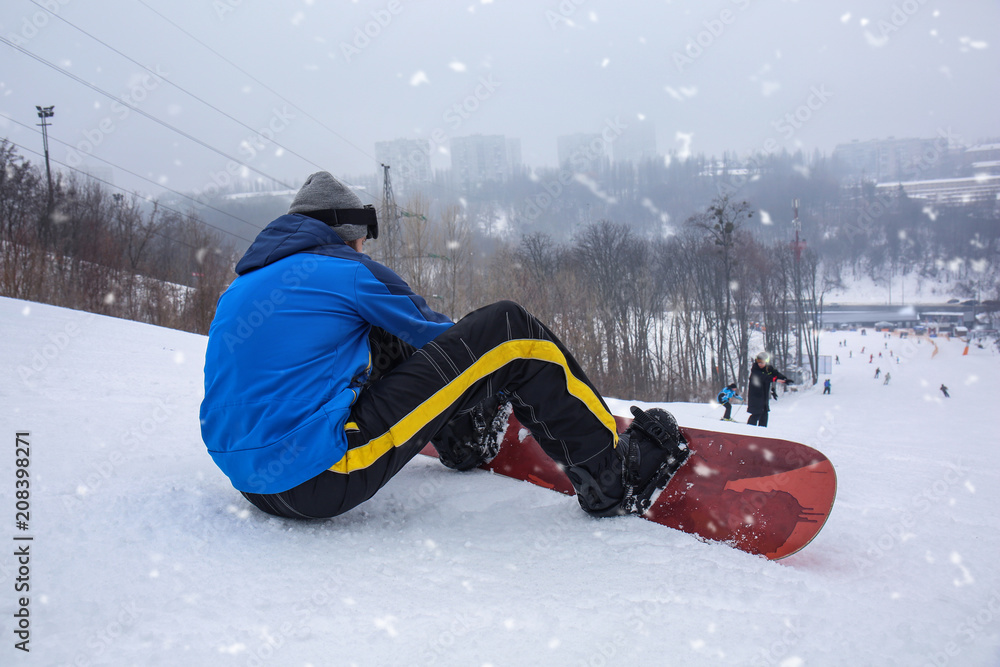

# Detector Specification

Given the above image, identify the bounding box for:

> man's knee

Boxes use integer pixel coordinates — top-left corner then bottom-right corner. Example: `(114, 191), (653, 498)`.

(459, 300), (528, 327)
(479, 300), (523, 318)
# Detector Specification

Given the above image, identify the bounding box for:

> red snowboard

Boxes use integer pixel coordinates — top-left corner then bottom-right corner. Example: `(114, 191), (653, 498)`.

(421, 413), (836, 560)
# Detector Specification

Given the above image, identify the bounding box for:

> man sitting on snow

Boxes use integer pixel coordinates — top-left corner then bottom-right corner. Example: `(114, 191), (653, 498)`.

(200, 172), (689, 521)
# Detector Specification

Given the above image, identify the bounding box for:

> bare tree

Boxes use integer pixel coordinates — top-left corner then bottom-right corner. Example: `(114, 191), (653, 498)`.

(759, 246), (794, 370)
(661, 233), (714, 399)
(437, 203), (474, 319)
(0, 140), (46, 300)
(396, 193), (434, 298)
(688, 195), (754, 387)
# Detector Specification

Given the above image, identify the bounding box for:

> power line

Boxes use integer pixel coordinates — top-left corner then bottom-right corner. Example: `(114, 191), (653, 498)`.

(6, 3), (449, 222)
(27, 0), (330, 178)
(133, 0), (385, 206)
(131, 1), (454, 216)
(133, 0), (377, 173)
(0, 111), (264, 239)
(0, 33), (296, 190)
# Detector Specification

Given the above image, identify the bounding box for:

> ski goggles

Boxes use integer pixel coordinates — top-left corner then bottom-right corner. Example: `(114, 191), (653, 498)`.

(312, 205), (380, 240)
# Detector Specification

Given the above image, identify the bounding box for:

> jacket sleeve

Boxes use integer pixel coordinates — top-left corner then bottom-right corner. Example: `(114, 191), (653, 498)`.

(770, 366), (790, 383)
(353, 260), (453, 348)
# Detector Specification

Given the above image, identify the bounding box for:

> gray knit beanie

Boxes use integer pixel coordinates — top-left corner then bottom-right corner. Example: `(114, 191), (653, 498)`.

(289, 171), (368, 242)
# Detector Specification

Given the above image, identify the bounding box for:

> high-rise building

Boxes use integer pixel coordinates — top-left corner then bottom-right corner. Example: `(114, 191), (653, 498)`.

(450, 134), (513, 191)
(507, 138), (523, 175)
(833, 137), (941, 182)
(613, 119), (657, 164)
(556, 133), (606, 173)
(374, 138), (432, 194)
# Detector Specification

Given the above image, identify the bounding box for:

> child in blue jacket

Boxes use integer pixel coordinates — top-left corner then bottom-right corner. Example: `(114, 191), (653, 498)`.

(717, 383), (743, 421)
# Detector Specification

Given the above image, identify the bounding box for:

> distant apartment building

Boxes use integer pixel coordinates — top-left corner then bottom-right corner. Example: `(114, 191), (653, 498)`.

(964, 142), (1000, 175)
(374, 138), (432, 194)
(556, 133), (606, 173)
(507, 138), (523, 176)
(875, 175), (1000, 206)
(833, 137), (941, 182)
(613, 118), (657, 164)
(450, 134), (518, 191)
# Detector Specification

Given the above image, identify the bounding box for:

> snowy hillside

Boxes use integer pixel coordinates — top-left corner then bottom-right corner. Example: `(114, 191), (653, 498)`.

(1, 296), (998, 666)
(822, 269), (987, 307)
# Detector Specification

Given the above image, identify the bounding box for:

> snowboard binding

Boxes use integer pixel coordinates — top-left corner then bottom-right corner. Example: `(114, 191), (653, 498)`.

(619, 406), (690, 515)
(434, 394), (512, 471)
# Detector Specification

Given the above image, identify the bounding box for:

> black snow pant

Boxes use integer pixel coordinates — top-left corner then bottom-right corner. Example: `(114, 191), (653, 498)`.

(722, 401), (733, 420)
(747, 411), (769, 427)
(241, 301), (621, 519)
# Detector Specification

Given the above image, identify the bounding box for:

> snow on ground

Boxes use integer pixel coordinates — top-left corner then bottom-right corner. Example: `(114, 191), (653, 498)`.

(1, 296), (998, 666)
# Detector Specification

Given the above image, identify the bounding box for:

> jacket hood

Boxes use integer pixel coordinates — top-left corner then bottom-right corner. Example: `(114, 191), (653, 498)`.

(235, 214), (345, 276)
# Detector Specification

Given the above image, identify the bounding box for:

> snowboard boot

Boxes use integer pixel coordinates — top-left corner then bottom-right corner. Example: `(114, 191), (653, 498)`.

(617, 406), (690, 515)
(571, 406), (689, 517)
(432, 394), (512, 471)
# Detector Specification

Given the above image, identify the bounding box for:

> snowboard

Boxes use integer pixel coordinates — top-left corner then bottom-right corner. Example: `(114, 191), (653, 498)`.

(421, 412), (836, 560)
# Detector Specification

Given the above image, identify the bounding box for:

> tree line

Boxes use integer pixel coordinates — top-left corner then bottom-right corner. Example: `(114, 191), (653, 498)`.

(371, 190), (825, 403)
(0, 139), (235, 335)
(4, 137), (995, 403)
(363, 147), (997, 297)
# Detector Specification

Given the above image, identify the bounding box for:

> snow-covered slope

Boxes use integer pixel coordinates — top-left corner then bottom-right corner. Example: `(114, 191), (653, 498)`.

(1, 296), (998, 666)
(822, 270), (975, 306)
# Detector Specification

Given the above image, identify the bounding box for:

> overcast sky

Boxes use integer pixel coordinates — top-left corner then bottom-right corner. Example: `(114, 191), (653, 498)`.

(1, 0), (997, 200)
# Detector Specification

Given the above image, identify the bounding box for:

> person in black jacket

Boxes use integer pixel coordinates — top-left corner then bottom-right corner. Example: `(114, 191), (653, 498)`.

(746, 352), (792, 427)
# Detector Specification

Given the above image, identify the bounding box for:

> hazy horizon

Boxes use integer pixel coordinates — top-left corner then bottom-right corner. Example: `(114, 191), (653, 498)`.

(1, 0), (997, 199)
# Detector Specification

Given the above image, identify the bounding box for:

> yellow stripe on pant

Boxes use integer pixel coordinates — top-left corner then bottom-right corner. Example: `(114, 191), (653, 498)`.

(328, 338), (617, 474)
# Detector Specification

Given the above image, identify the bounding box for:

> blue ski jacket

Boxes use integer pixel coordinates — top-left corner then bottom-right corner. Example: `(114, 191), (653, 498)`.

(718, 387), (743, 404)
(200, 214), (453, 494)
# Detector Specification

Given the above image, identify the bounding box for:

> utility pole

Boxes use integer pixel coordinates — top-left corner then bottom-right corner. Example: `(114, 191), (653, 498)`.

(791, 199), (804, 372)
(36, 105), (55, 245)
(36, 105), (55, 221)
(791, 198), (804, 261)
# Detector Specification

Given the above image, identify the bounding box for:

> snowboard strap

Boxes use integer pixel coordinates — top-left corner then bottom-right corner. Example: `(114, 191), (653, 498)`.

(629, 405), (685, 448)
